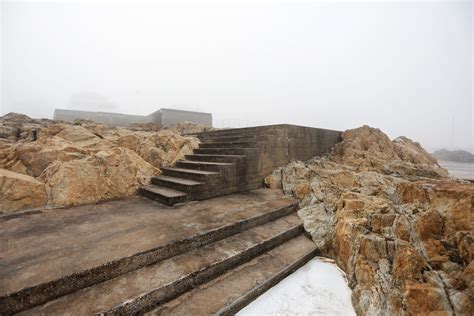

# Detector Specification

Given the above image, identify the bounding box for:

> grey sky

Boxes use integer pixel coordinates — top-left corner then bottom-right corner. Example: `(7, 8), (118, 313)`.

(1, 1), (472, 152)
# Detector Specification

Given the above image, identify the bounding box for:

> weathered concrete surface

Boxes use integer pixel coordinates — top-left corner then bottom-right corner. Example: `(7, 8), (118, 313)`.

(148, 235), (317, 315)
(0, 189), (295, 302)
(19, 214), (303, 315)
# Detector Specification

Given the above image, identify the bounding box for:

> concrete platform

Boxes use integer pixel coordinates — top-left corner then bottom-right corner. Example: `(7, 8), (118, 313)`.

(0, 189), (297, 313)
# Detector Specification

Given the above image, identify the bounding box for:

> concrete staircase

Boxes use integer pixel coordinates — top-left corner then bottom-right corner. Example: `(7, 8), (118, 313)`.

(139, 128), (269, 205)
(1, 191), (317, 315)
(138, 124), (342, 206)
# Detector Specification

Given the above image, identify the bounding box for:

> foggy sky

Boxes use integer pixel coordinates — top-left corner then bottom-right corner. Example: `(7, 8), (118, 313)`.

(1, 1), (473, 152)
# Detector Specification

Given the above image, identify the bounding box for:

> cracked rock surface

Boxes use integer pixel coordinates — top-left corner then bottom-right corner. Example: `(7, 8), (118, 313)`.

(0, 112), (202, 213)
(265, 125), (473, 315)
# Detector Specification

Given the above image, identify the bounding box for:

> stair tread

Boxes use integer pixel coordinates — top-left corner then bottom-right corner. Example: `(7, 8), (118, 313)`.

(178, 160), (234, 166)
(152, 175), (204, 186)
(141, 185), (187, 198)
(188, 154), (246, 158)
(20, 214), (303, 315)
(198, 147), (256, 151)
(148, 234), (317, 315)
(161, 167), (219, 176)
(202, 141), (258, 145)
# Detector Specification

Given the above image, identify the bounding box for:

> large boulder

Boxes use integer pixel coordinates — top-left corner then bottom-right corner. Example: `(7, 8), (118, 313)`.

(40, 148), (159, 206)
(0, 168), (48, 213)
(116, 130), (199, 169)
(331, 125), (448, 178)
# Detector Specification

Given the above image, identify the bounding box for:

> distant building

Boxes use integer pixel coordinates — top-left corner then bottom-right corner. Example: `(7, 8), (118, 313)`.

(53, 108), (212, 127)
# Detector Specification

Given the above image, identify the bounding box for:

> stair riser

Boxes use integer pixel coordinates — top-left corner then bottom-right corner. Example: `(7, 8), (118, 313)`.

(215, 248), (318, 315)
(0, 204), (298, 314)
(108, 225), (304, 314)
(194, 148), (256, 155)
(161, 169), (218, 182)
(185, 155), (246, 164)
(151, 178), (204, 194)
(138, 187), (186, 206)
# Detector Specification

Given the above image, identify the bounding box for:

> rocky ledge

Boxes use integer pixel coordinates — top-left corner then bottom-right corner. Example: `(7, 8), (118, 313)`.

(0, 113), (207, 213)
(265, 126), (473, 315)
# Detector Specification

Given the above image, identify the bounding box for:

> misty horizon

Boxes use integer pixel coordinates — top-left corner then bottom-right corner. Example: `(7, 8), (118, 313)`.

(1, 1), (473, 152)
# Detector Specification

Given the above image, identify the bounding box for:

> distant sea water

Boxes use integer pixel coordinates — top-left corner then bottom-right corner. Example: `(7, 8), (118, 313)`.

(438, 160), (474, 181)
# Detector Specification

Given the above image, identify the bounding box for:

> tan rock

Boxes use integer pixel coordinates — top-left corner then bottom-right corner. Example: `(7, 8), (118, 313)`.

(116, 130), (199, 169)
(0, 168), (47, 213)
(331, 125), (448, 178)
(40, 148), (158, 206)
(392, 246), (427, 284)
(0, 112), (200, 209)
(414, 210), (444, 240)
(404, 282), (452, 315)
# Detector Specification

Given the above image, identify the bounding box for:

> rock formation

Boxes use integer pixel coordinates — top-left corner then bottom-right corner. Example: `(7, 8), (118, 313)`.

(265, 125), (472, 315)
(0, 113), (201, 213)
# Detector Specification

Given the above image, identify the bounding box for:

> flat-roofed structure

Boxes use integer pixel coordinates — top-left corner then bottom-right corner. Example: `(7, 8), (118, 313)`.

(53, 108), (212, 127)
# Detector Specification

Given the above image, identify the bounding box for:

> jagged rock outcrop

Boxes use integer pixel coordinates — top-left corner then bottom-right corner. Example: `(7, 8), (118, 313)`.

(0, 113), (200, 213)
(331, 125), (448, 178)
(265, 126), (473, 315)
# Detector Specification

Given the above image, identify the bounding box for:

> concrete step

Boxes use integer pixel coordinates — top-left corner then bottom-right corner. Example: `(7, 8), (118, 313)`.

(0, 193), (298, 314)
(195, 148), (257, 155)
(148, 234), (317, 315)
(19, 214), (304, 315)
(176, 160), (234, 172)
(185, 154), (246, 164)
(199, 141), (260, 149)
(194, 129), (280, 139)
(138, 185), (187, 206)
(161, 167), (219, 182)
(151, 175), (205, 194)
(197, 135), (259, 142)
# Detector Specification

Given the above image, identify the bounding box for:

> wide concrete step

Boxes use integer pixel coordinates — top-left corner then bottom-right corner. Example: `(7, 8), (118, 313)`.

(138, 185), (187, 206)
(161, 167), (219, 182)
(0, 193), (298, 314)
(194, 129), (280, 139)
(151, 175), (205, 193)
(199, 141), (260, 149)
(197, 135), (261, 142)
(197, 134), (277, 143)
(20, 214), (304, 315)
(148, 234), (317, 315)
(195, 148), (257, 155)
(176, 160), (234, 172)
(186, 154), (246, 163)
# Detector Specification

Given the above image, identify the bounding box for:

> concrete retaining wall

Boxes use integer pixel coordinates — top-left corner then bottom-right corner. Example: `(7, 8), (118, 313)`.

(194, 124), (342, 193)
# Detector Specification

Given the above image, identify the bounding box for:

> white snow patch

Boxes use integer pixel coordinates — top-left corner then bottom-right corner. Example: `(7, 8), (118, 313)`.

(237, 257), (356, 316)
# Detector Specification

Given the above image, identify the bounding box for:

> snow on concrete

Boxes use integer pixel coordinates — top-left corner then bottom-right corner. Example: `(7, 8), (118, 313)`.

(237, 257), (356, 315)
